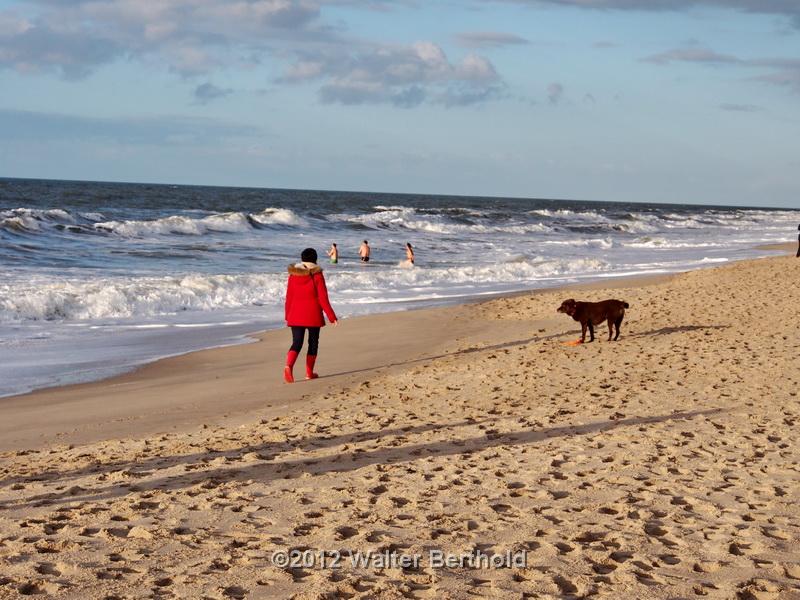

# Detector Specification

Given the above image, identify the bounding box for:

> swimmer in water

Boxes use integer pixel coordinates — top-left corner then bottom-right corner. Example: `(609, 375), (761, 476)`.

(405, 242), (415, 265)
(359, 240), (370, 263)
(327, 243), (338, 264)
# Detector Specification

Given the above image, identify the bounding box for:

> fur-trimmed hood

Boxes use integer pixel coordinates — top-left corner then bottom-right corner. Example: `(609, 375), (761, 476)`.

(287, 262), (322, 276)
(285, 261), (337, 327)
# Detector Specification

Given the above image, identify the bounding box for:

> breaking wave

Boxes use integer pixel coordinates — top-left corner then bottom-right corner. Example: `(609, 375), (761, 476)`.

(1, 207), (305, 238)
(0, 257), (609, 323)
(329, 206), (552, 235)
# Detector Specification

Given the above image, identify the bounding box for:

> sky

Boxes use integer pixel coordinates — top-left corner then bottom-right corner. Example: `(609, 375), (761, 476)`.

(0, 0), (798, 207)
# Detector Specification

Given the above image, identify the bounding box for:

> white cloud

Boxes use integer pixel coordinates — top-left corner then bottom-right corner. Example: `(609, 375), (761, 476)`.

(491, 0), (800, 28)
(457, 54), (498, 81)
(455, 31), (529, 49)
(644, 45), (800, 92)
(284, 40), (503, 107)
(0, 0), (322, 77)
(0, 0), (504, 108)
(194, 82), (234, 103)
(644, 47), (741, 65)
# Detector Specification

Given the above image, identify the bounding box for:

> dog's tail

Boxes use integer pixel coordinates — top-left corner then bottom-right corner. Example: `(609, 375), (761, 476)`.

(622, 301), (630, 308)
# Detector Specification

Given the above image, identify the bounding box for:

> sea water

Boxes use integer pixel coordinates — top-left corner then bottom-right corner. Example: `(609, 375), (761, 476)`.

(1, 177), (797, 397)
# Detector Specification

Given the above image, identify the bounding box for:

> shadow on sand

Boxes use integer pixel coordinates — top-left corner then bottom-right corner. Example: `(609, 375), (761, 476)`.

(2, 408), (723, 510)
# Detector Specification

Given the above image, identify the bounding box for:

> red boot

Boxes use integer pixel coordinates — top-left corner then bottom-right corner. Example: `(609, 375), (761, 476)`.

(284, 350), (298, 383)
(305, 354), (318, 380)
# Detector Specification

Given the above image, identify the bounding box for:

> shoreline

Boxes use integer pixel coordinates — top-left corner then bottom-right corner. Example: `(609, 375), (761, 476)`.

(757, 241), (796, 252)
(0, 244), (794, 452)
(0, 268), (673, 452)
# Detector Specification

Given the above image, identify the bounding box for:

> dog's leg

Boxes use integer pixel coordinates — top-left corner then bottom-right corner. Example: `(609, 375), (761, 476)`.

(607, 320), (613, 341)
(588, 322), (595, 342)
(614, 315), (623, 341)
(581, 322), (587, 343)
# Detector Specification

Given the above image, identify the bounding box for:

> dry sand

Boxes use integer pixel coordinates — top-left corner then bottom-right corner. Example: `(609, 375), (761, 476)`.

(0, 253), (799, 599)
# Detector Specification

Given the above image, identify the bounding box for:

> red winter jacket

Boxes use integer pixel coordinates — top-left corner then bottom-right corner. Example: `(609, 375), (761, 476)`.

(284, 263), (337, 327)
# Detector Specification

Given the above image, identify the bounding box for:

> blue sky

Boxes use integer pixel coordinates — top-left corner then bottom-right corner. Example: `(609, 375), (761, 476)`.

(0, 0), (798, 207)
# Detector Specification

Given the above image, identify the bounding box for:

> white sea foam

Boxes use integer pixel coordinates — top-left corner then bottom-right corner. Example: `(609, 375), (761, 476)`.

(0, 208), (77, 232)
(250, 207), (304, 226)
(0, 257), (611, 323)
(624, 237), (727, 249)
(541, 238), (614, 249)
(530, 208), (605, 220)
(0, 273), (286, 322)
(95, 207), (304, 237)
(331, 206), (551, 235)
(0, 206), (303, 238)
(331, 257), (608, 291)
(373, 204), (488, 218)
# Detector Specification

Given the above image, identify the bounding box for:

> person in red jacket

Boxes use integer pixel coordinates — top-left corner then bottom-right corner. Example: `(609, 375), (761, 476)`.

(284, 248), (338, 383)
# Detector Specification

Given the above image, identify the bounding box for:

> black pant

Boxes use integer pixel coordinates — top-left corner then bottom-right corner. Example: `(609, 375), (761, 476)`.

(290, 326), (320, 355)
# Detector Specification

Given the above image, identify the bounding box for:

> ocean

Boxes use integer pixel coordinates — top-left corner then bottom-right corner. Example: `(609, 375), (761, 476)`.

(1, 177), (797, 397)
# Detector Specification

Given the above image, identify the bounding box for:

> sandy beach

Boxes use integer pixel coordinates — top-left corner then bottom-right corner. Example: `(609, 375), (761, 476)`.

(1, 249), (799, 599)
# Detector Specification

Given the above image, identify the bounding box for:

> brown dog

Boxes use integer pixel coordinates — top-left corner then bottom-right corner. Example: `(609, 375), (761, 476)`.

(557, 299), (629, 342)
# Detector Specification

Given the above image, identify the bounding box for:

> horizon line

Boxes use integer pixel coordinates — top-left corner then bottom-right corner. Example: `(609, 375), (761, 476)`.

(0, 175), (794, 212)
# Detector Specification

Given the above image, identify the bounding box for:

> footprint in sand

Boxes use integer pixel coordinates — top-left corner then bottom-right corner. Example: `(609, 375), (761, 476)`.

(553, 542), (574, 555)
(42, 522), (66, 535)
(591, 561), (618, 575)
(609, 551), (633, 563)
(761, 527), (789, 540)
(222, 585), (249, 599)
(635, 570), (667, 586)
(335, 526), (359, 540)
(17, 581), (61, 596)
(659, 554), (681, 566)
(34, 563), (61, 576)
(729, 542), (754, 556)
(573, 531), (606, 544)
(288, 567), (312, 583)
(737, 578), (782, 600)
(644, 521), (669, 537)
(366, 531), (388, 543)
(153, 576), (173, 588)
(293, 522), (320, 536)
(552, 574), (583, 596)
(598, 505), (622, 516)
(96, 569), (123, 581)
(369, 484), (388, 496)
